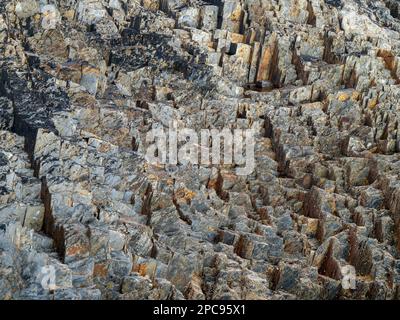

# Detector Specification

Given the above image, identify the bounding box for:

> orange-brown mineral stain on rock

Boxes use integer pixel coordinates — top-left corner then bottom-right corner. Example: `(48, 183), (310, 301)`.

(98, 142), (111, 153)
(368, 98), (378, 109)
(257, 47), (273, 81)
(230, 5), (242, 22)
(143, 0), (159, 11)
(377, 49), (400, 84)
(229, 32), (245, 44)
(93, 263), (108, 277)
(351, 90), (360, 101)
(290, 0), (301, 18)
(207, 178), (218, 190)
(66, 244), (88, 256)
(256, 34), (277, 82)
(175, 188), (196, 204)
(338, 92), (350, 102)
(133, 264), (147, 277)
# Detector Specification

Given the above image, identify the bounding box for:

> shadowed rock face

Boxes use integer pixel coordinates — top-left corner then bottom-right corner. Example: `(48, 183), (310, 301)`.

(1, 0), (400, 300)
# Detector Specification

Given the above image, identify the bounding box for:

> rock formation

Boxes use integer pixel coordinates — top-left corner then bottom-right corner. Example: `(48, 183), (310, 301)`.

(1, 0), (400, 300)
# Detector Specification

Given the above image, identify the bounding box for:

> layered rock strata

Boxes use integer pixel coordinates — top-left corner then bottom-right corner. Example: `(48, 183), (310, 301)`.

(1, 0), (400, 299)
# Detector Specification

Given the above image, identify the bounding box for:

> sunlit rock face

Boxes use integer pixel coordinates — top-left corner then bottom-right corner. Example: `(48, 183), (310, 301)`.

(1, 0), (400, 300)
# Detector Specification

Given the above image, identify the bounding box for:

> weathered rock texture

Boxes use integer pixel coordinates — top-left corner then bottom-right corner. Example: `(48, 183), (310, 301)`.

(1, 0), (400, 300)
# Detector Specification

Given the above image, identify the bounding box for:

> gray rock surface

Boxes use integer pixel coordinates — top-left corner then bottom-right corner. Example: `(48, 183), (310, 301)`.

(1, 0), (400, 300)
